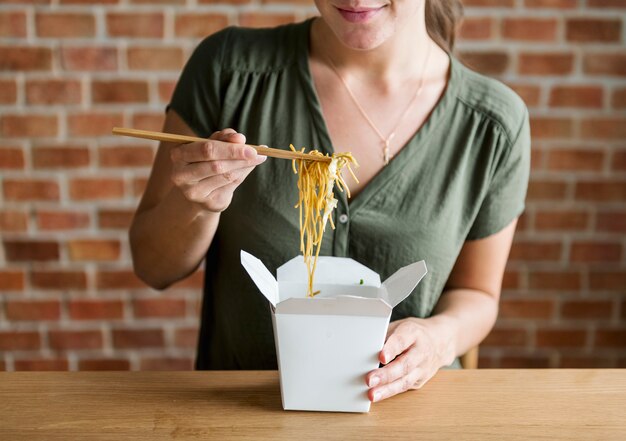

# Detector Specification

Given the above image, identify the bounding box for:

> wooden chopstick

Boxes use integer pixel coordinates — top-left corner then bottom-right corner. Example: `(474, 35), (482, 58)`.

(111, 127), (332, 163)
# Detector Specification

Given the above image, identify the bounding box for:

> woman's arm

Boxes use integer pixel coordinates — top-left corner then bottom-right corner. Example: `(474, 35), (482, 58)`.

(129, 110), (266, 290)
(365, 219), (518, 402)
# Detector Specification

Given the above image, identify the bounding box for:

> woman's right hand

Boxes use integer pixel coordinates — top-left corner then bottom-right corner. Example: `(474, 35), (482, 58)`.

(169, 128), (267, 213)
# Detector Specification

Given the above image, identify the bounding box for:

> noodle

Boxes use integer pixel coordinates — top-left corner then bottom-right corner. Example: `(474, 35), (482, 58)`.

(289, 145), (359, 297)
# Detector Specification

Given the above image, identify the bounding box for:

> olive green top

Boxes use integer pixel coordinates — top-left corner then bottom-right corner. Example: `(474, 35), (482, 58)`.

(168, 19), (530, 370)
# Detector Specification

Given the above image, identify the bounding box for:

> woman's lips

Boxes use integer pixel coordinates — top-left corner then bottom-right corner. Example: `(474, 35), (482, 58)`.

(336, 6), (384, 23)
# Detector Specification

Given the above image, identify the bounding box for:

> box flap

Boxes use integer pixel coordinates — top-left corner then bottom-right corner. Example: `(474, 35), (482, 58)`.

(382, 261), (427, 308)
(275, 296), (390, 317)
(240, 250), (278, 307)
(277, 255), (380, 286)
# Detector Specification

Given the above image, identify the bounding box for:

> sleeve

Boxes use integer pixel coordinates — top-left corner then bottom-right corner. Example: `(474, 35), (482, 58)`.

(466, 109), (531, 240)
(166, 28), (231, 137)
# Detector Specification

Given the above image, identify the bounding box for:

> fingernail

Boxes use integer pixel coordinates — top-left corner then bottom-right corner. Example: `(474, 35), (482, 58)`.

(369, 376), (379, 387)
(373, 391), (381, 402)
(258, 155), (267, 162)
(244, 147), (256, 159)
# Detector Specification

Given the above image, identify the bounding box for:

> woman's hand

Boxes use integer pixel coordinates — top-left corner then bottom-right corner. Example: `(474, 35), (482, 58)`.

(365, 317), (455, 403)
(169, 128), (267, 212)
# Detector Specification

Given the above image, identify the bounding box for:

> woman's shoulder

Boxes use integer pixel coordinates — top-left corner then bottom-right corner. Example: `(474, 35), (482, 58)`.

(452, 57), (528, 143)
(193, 20), (309, 73)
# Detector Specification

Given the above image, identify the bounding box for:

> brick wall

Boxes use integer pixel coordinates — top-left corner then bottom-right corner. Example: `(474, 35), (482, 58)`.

(0, 0), (624, 371)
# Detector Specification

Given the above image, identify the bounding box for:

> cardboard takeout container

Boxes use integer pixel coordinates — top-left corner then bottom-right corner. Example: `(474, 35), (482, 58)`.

(241, 250), (427, 413)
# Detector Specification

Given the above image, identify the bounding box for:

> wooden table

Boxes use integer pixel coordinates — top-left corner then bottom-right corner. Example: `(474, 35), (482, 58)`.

(1, 370), (624, 440)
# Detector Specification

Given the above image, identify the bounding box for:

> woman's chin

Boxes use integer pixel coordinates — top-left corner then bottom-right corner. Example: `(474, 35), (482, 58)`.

(337, 28), (390, 51)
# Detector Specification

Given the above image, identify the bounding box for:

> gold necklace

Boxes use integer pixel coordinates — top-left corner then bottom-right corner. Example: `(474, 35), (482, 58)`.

(325, 42), (432, 165)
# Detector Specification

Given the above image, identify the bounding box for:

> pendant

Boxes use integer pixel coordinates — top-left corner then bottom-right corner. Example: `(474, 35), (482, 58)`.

(383, 136), (394, 165)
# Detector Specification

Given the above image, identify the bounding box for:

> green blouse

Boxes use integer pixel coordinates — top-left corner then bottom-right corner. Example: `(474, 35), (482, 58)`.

(168, 19), (530, 370)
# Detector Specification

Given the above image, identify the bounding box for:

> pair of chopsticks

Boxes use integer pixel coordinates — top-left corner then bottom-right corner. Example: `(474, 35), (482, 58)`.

(111, 127), (332, 163)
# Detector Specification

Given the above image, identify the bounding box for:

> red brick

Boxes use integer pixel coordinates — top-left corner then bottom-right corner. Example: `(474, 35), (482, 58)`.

(158, 80), (176, 103)
(596, 211), (626, 232)
(0, 211), (28, 232)
(31, 270), (87, 290)
(0, 147), (24, 169)
(529, 117), (574, 139)
(0, 11), (26, 37)
(509, 240), (562, 262)
(69, 178), (125, 200)
(575, 180), (626, 201)
(133, 298), (186, 318)
(529, 270), (582, 290)
(527, 179), (568, 200)
(26, 80), (82, 105)
(130, 0), (185, 3)
(1, 115), (58, 138)
(519, 52), (574, 75)
(459, 51), (510, 75)
(33, 146), (90, 168)
(0, 46), (52, 71)
(612, 150), (626, 171)
(68, 112), (124, 137)
(595, 329), (626, 348)
(0, 331), (40, 351)
(483, 328), (528, 347)
(502, 18), (557, 41)
(112, 329), (164, 348)
(238, 13), (297, 28)
(501, 270), (520, 290)
(561, 301), (613, 319)
(3, 179), (60, 201)
(499, 356), (551, 368)
(174, 13), (229, 38)
(36, 210), (90, 230)
(106, 12), (164, 38)
(566, 18), (621, 42)
(6, 300), (61, 321)
(140, 357), (193, 371)
(524, 0), (577, 7)
(570, 241), (621, 262)
(0, 270), (25, 291)
(584, 53), (626, 76)
(546, 148), (604, 171)
(536, 329), (586, 347)
(92, 80), (149, 104)
(507, 83), (541, 107)
(131, 113), (164, 132)
(588, 0), (626, 7)
(14, 359), (68, 371)
(61, 0), (119, 3)
(98, 209), (134, 229)
(49, 330), (103, 350)
(4, 240), (59, 262)
(97, 270), (146, 290)
(560, 357), (615, 368)
(590, 271), (626, 290)
(69, 299), (124, 320)
(127, 46), (184, 71)
(549, 86), (603, 108)
(36, 12), (95, 38)
(499, 299), (554, 319)
(613, 88), (626, 109)
(535, 209), (589, 231)
(68, 239), (121, 261)
(174, 327), (198, 348)
(0, 79), (17, 104)
(60, 46), (118, 71)
(98, 144), (154, 168)
(458, 17), (493, 40)
(78, 359), (130, 371)
(581, 118), (626, 139)
(133, 176), (149, 196)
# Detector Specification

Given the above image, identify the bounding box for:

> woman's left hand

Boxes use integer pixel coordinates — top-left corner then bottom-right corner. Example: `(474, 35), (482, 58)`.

(365, 317), (450, 403)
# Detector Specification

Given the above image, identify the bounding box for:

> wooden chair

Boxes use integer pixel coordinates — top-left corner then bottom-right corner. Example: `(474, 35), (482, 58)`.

(460, 346), (479, 369)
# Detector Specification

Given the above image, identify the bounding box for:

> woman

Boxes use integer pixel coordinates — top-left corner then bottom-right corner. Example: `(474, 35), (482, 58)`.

(130, 0), (530, 403)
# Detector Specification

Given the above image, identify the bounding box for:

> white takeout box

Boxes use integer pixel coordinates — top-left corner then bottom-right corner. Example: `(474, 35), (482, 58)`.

(241, 250), (427, 413)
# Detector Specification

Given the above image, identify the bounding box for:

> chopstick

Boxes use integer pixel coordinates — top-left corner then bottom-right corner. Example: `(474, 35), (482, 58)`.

(111, 127), (332, 163)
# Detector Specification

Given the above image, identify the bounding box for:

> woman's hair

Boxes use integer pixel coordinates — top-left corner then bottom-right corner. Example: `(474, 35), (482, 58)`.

(425, 0), (464, 53)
